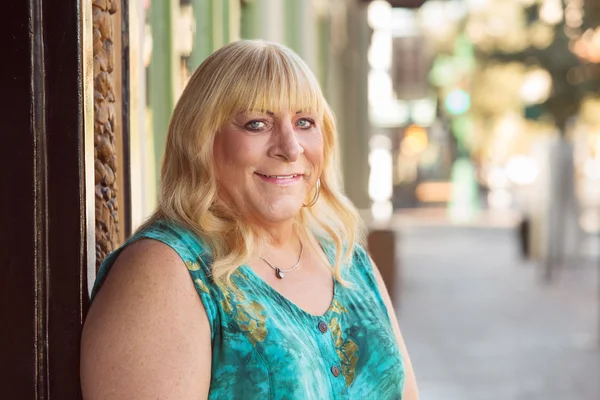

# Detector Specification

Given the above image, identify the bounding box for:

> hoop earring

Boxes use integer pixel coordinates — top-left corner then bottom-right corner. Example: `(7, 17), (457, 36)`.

(303, 178), (321, 208)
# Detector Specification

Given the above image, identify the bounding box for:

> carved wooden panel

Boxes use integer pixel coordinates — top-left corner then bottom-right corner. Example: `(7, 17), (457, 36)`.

(93, 0), (121, 268)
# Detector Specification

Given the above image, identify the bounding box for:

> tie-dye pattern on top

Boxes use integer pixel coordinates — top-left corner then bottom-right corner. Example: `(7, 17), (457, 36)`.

(92, 220), (405, 399)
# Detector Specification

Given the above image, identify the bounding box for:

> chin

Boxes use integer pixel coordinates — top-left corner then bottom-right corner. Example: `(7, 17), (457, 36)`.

(257, 203), (302, 223)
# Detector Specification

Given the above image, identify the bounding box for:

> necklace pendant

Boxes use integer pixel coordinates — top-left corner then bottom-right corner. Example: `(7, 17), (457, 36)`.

(275, 268), (284, 279)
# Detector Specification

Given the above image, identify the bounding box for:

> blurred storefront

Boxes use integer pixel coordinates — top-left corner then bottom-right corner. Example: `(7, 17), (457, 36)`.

(363, 0), (600, 278)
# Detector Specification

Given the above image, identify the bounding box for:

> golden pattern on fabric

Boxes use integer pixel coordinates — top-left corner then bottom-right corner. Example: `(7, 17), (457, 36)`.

(329, 317), (344, 347)
(187, 259), (268, 344)
(224, 279), (268, 344)
(186, 260), (201, 271)
(220, 298), (233, 313)
(339, 339), (359, 385)
(236, 300), (268, 344)
(328, 302), (359, 385)
(330, 299), (348, 314)
(194, 278), (210, 294)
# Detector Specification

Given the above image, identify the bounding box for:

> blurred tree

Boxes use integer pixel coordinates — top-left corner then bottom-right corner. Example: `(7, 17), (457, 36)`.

(478, 0), (600, 133)
(471, 0), (600, 280)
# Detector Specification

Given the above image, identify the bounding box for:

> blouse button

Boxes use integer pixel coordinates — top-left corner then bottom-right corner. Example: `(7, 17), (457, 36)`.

(331, 366), (341, 377)
(318, 321), (328, 333)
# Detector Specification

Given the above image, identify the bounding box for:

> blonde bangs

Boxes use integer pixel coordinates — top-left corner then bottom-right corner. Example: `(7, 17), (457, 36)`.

(210, 43), (326, 128)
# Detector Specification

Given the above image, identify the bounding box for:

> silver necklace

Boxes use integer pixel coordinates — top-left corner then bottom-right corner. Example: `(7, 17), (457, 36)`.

(260, 241), (303, 279)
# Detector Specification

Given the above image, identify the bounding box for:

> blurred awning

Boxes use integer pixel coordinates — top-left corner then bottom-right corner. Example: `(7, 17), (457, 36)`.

(361, 0), (428, 9)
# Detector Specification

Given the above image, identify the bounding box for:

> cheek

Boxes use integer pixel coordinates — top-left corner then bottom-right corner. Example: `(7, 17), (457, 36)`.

(215, 132), (259, 174)
(303, 133), (325, 167)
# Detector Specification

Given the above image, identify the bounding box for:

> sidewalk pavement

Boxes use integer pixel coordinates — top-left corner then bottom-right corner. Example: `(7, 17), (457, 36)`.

(394, 222), (600, 400)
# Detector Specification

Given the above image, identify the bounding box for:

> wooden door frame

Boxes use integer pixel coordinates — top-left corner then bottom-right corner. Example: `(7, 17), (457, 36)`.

(1, 0), (129, 398)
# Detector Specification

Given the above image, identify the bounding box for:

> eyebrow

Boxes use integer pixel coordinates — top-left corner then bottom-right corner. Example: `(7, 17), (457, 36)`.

(238, 110), (304, 116)
(266, 110), (304, 115)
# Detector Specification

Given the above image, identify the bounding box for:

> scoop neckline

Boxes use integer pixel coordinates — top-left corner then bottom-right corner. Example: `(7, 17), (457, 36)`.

(239, 239), (339, 319)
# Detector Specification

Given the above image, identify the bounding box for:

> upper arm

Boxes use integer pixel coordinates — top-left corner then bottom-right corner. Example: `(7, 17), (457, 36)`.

(80, 239), (211, 400)
(370, 257), (420, 400)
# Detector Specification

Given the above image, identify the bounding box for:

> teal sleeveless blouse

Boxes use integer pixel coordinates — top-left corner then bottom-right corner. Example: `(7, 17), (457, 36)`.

(92, 220), (405, 399)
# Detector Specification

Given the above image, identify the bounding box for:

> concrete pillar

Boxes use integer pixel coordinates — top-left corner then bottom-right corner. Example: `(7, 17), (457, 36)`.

(337, 1), (371, 209)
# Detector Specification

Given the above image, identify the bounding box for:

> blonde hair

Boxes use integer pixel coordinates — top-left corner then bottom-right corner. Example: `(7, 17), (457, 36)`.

(144, 40), (363, 283)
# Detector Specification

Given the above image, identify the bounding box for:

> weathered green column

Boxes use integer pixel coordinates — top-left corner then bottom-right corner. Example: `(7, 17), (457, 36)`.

(188, 0), (213, 71)
(148, 0), (176, 192)
(189, 0), (237, 72)
(284, 0), (302, 54)
(241, 0), (259, 39)
(316, 11), (331, 92)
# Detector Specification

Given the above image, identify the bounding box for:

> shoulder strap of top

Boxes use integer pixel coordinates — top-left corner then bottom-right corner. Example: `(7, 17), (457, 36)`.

(348, 243), (389, 312)
(91, 219), (220, 341)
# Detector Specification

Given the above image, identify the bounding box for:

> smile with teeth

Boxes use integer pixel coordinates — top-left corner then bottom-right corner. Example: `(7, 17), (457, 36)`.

(260, 174), (298, 178)
(255, 173), (303, 184)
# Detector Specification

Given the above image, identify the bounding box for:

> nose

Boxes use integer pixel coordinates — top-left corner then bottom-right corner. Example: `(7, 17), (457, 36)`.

(269, 121), (303, 162)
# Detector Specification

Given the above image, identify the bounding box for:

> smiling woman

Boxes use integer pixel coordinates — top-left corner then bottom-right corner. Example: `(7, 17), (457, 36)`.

(80, 40), (419, 400)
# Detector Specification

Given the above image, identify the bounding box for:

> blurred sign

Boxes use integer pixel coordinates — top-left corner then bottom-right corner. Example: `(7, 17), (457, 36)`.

(415, 181), (452, 203)
(362, 0), (428, 8)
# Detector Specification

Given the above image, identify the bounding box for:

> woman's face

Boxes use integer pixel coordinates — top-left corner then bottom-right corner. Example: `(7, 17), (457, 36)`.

(213, 109), (324, 225)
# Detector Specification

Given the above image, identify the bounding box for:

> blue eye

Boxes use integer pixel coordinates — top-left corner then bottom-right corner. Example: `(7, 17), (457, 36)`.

(245, 120), (266, 131)
(297, 118), (314, 129)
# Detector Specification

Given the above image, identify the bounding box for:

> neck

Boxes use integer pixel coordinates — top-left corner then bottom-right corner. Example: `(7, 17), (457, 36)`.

(262, 220), (297, 248)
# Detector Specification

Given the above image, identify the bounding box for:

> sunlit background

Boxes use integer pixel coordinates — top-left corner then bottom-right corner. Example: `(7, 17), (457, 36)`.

(125, 0), (600, 398)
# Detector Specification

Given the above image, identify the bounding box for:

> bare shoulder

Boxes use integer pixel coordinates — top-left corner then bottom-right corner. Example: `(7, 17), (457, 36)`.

(91, 238), (193, 300)
(81, 239), (211, 399)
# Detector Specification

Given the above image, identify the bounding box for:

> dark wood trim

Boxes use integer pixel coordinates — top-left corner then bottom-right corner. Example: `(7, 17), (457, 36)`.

(1, 0), (90, 398)
(44, 0), (89, 396)
(122, 0), (132, 239)
(1, 0), (41, 396)
(31, 0), (50, 396)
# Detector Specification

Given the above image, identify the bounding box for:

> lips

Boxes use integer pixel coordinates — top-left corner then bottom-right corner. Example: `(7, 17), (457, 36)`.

(255, 172), (303, 185)
(257, 173), (300, 179)
(255, 173), (303, 179)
